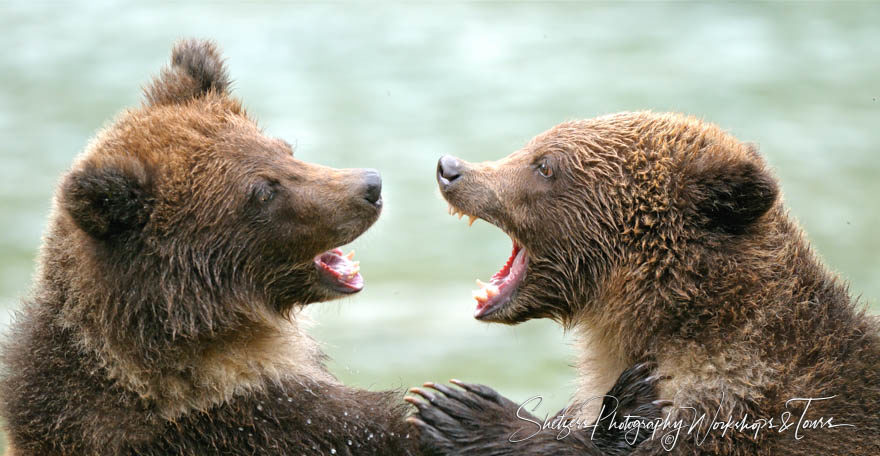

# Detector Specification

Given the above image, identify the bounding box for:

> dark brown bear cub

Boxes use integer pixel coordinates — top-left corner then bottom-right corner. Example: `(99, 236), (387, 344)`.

(0, 39), (418, 456)
(419, 112), (880, 455)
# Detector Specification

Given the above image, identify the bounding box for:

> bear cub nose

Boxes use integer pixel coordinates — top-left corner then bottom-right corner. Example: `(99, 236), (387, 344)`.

(437, 155), (463, 189)
(363, 169), (382, 206)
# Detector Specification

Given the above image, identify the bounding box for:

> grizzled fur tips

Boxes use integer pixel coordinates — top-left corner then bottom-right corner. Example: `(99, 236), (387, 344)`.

(436, 111), (880, 455)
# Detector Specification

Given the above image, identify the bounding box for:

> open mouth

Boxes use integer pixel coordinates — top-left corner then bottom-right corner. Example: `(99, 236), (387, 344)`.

(315, 248), (363, 294)
(448, 204), (529, 319)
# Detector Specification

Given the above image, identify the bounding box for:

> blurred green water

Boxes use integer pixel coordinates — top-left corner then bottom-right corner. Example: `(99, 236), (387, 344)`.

(0, 1), (878, 450)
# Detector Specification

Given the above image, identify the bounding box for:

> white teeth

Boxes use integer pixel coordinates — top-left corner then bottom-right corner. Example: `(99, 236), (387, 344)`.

(473, 280), (500, 302)
(446, 204), (478, 226)
(345, 260), (360, 278)
(485, 285), (499, 298)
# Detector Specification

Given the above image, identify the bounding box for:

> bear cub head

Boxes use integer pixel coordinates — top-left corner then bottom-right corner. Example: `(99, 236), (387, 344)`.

(62, 39), (381, 311)
(437, 112), (778, 329)
(52, 40), (381, 413)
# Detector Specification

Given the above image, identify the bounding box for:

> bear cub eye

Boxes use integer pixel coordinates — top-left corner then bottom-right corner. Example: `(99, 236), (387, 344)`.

(253, 180), (278, 204)
(536, 158), (553, 178)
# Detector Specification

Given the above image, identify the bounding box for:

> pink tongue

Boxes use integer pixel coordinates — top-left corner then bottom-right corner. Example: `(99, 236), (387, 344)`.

(332, 259), (358, 279)
(473, 245), (527, 315)
(316, 249), (362, 289)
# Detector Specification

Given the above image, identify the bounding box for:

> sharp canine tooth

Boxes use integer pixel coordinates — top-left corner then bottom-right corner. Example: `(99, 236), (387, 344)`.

(448, 204), (454, 215)
(486, 285), (500, 298)
(457, 212), (464, 220)
(476, 279), (487, 288)
(345, 250), (355, 260)
(468, 215), (477, 226)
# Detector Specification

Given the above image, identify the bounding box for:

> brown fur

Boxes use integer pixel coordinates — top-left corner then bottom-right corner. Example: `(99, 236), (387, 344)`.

(439, 111), (880, 455)
(0, 39), (419, 455)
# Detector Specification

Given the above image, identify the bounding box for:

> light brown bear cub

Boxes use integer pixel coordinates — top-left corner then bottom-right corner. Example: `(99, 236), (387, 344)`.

(416, 112), (880, 455)
(0, 39), (420, 456)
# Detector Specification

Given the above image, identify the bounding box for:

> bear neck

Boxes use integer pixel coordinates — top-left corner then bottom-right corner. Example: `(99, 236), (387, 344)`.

(570, 210), (857, 411)
(42, 221), (336, 419)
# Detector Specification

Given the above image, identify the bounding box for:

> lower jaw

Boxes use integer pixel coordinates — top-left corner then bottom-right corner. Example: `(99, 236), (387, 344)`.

(318, 278), (361, 295)
(473, 245), (527, 320)
(474, 289), (516, 319)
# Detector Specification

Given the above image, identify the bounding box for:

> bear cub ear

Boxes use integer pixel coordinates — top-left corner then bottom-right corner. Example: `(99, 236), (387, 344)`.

(61, 156), (153, 240)
(144, 38), (230, 106)
(691, 158), (779, 234)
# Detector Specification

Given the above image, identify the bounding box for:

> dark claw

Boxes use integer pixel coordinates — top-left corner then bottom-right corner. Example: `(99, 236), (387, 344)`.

(419, 386), (478, 419)
(412, 365), (667, 455)
(404, 395), (429, 412)
(590, 361), (669, 453)
(617, 362), (656, 385)
(410, 380), (521, 454)
(424, 381), (482, 409)
(406, 416), (426, 427)
(409, 387), (437, 403)
(449, 379), (500, 401)
(407, 416), (453, 451)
